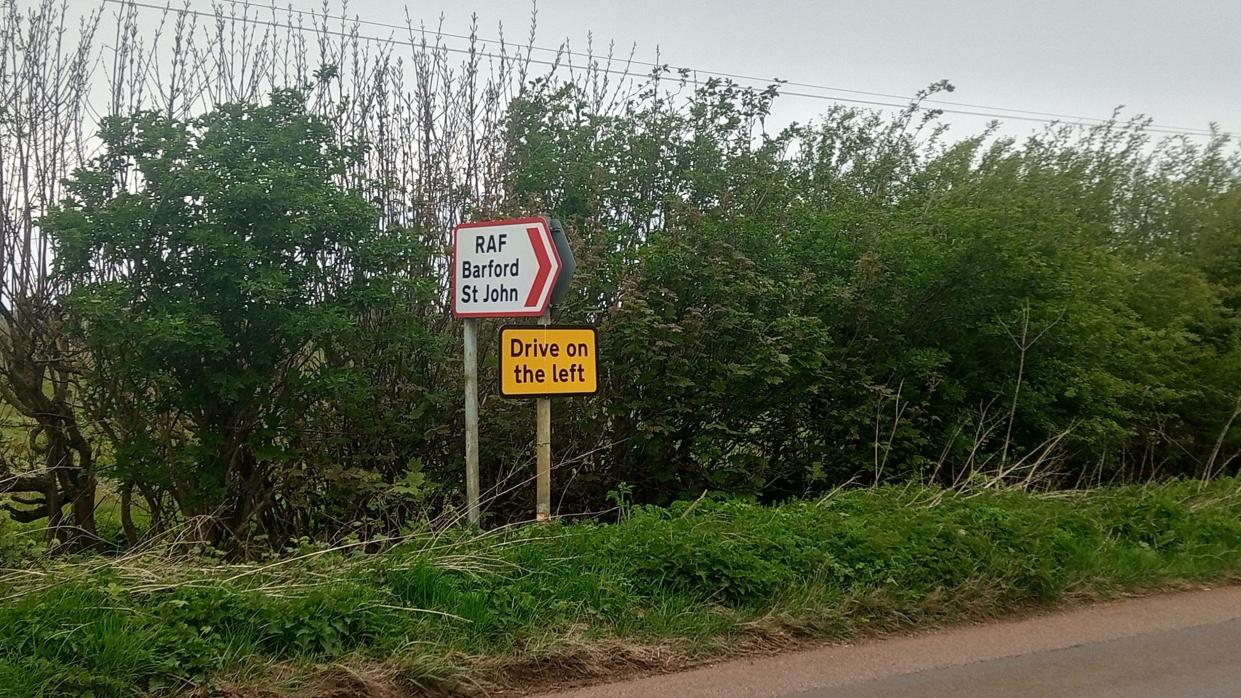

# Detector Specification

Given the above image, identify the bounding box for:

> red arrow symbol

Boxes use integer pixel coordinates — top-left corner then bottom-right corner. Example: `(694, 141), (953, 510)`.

(525, 225), (552, 307)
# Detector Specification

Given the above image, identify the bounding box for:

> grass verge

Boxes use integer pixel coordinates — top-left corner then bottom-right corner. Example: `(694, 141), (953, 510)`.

(3, 478), (1241, 696)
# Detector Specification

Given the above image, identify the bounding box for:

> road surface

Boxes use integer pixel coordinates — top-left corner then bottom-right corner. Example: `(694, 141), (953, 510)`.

(542, 586), (1241, 698)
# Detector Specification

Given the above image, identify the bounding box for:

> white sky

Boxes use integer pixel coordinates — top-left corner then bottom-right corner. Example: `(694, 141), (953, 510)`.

(338, 0), (1241, 139)
(65, 0), (1241, 140)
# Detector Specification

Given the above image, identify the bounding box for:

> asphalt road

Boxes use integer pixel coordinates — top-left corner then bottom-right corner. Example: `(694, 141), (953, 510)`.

(543, 586), (1241, 698)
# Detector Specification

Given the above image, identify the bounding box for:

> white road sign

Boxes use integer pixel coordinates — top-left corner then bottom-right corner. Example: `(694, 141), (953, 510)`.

(452, 217), (562, 318)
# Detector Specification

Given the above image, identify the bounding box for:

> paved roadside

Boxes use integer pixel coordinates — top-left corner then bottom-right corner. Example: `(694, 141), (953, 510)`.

(540, 586), (1241, 698)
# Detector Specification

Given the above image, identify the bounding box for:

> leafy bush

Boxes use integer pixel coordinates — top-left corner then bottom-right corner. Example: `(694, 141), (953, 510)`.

(43, 90), (436, 546)
(26, 71), (1238, 540)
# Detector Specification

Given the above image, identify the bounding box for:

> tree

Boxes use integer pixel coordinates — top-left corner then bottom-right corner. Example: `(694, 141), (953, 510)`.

(0, 0), (101, 550)
(44, 89), (394, 547)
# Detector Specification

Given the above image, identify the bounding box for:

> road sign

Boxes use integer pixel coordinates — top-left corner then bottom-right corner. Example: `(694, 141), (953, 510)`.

(452, 217), (561, 318)
(499, 325), (599, 398)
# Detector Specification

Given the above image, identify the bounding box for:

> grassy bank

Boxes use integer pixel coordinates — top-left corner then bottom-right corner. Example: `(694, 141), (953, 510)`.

(3, 479), (1241, 696)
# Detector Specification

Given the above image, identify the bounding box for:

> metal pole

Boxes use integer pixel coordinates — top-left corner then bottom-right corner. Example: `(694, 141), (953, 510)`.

(536, 313), (552, 523)
(463, 317), (480, 525)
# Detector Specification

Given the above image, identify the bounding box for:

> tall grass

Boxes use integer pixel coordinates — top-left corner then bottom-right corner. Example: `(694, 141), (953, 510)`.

(1, 477), (1239, 695)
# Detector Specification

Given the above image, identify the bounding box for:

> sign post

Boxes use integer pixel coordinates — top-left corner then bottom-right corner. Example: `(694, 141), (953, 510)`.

(452, 217), (563, 524)
(535, 314), (552, 522)
(462, 317), (479, 525)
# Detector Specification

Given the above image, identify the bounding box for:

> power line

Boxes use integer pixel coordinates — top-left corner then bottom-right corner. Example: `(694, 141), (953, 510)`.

(101, 0), (1234, 139)
(166, 0), (1226, 135)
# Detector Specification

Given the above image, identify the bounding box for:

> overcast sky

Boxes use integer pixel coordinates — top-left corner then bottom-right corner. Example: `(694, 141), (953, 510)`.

(58, 0), (1241, 141)
(330, 0), (1240, 140)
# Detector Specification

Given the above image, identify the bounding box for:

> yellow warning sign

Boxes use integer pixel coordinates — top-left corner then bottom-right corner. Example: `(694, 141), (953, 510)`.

(499, 326), (598, 397)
